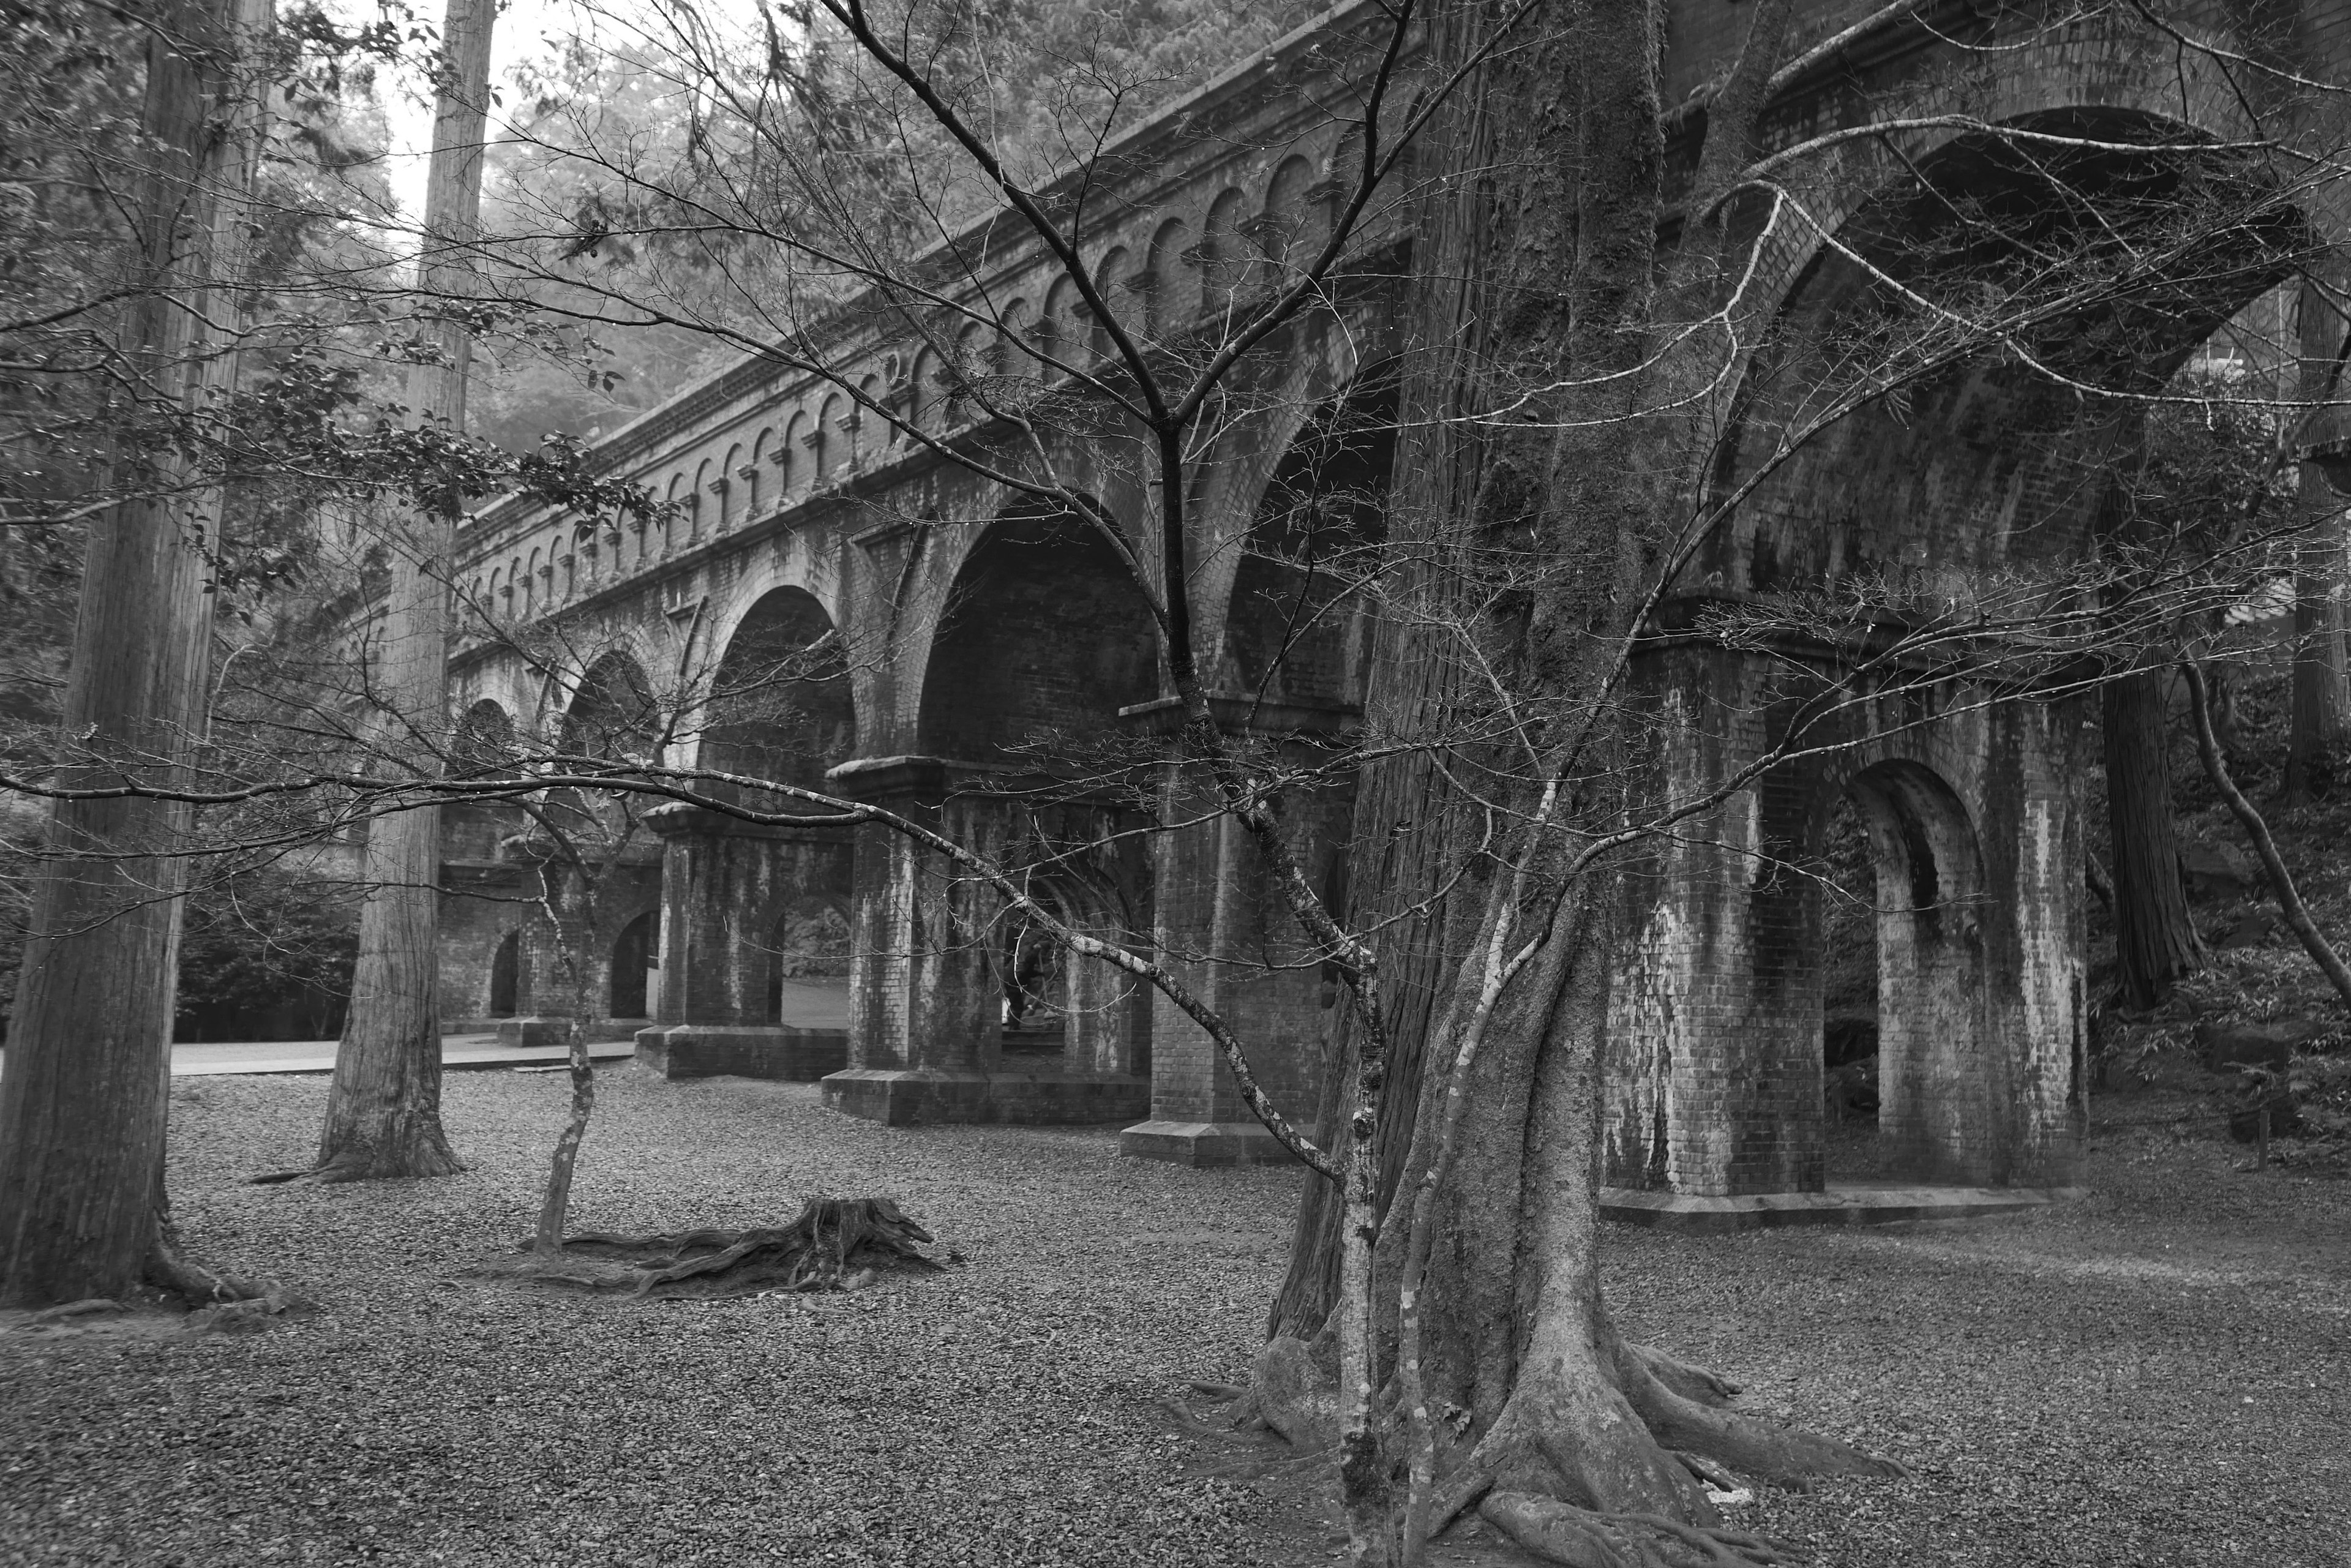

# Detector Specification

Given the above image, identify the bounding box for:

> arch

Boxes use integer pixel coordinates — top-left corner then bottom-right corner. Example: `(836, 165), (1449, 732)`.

(1839, 759), (1990, 1177)
(1714, 106), (2300, 595)
(1038, 276), (1078, 381)
(451, 697), (516, 777)
(702, 585), (855, 797)
(996, 297), (1029, 381)
(523, 547), (541, 615)
(1091, 247), (1129, 361)
(951, 323), (990, 422)
(909, 347), (945, 433)
(489, 565), (506, 614)
(916, 500), (1159, 762)
(857, 372), (887, 465)
(1259, 154), (1316, 274)
(1146, 216), (1190, 334)
(546, 649), (661, 845)
(718, 443), (742, 528)
(994, 874), (1147, 1076)
(748, 427), (771, 516)
(691, 457), (711, 537)
(1220, 371), (1397, 710)
(609, 910), (657, 1018)
(759, 894), (852, 1024)
(816, 394), (844, 482)
(780, 410), (809, 501)
(488, 929), (521, 1018)
(1201, 186), (1248, 307)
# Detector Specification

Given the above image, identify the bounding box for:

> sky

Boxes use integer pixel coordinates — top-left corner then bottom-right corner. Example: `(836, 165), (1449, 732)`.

(347, 0), (569, 222)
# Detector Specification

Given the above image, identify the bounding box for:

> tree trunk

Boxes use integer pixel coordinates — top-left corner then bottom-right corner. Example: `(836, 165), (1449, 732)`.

(2284, 273), (2348, 805)
(2102, 667), (2202, 1008)
(320, 0), (497, 1180)
(0, 0), (268, 1306)
(1250, 2), (1899, 1562)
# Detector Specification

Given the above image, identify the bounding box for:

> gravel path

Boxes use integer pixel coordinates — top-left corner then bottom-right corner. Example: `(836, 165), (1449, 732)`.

(1, 1071), (2344, 1567)
(0, 1071), (1299, 1567)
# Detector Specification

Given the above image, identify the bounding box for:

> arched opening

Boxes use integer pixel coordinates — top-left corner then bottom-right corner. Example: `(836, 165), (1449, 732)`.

(1202, 187), (1247, 307)
(994, 881), (1149, 1076)
(816, 395), (844, 482)
(548, 651), (659, 847)
(917, 501), (1159, 763)
(609, 910), (656, 1018)
(1038, 276), (1077, 381)
(760, 894), (853, 1024)
(1221, 373), (1397, 708)
(489, 929), (520, 1018)
(1714, 109), (2303, 595)
(1259, 155), (1315, 275)
(1818, 792), (1881, 1133)
(703, 587), (855, 799)
(1146, 216), (1190, 335)
(781, 411), (809, 501)
(1840, 759), (1989, 1180)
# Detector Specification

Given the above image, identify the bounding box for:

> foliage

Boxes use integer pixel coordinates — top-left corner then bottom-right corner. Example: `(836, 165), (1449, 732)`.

(172, 868), (362, 1042)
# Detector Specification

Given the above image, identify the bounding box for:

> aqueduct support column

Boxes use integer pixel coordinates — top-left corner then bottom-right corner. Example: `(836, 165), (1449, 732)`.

(1118, 708), (1347, 1165)
(1603, 649), (1831, 1198)
(632, 802), (852, 1081)
(820, 756), (1152, 1125)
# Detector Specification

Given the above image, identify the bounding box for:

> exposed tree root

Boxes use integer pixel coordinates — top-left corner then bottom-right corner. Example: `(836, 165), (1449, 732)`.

(1613, 1338), (1905, 1488)
(247, 1137), (465, 1187)
(1483, 1494), (1801, 1568)
(492, 1196), (942, 1298)
(1226, 1332), (1898, 1564)
(146, 1240), (274, 1305)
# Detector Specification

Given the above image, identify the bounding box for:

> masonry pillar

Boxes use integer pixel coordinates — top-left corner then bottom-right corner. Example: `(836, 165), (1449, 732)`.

(820, 756), (1152, 1125)
(631, 802), (852, 1081)
(1602, 648), (1829, 1198)
(1118, 700), (1350, 1166)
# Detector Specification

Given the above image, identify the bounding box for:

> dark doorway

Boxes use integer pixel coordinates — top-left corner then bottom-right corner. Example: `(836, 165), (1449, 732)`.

(610, 912), (656, 1018)
(489, 930), (520, 1018)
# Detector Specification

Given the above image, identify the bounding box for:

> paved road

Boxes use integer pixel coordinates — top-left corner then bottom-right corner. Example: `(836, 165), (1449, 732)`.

(0, 1033), (639, 1078)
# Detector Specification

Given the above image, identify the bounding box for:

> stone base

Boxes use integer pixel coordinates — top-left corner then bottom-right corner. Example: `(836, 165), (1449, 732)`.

(821, 1068), (1151, 1127)
(636, 1025), (849, 1082)
(497, 1016), (643, 1048)
(1600, 1184), (2088, 1234)
(1118, 1119), (1299, 1166)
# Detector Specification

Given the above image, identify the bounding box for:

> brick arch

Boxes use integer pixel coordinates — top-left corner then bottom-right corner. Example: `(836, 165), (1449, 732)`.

(912, 496), (1160, 765)
(1215, 365), (1397, 711)
(1708, 11), (2282, 495)
(1710, 100), (2302, 599)
(1182, 310), (1370, 672)
(696, 584), (855, 797)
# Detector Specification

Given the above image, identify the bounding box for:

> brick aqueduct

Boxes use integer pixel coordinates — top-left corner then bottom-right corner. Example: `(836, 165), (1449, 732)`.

(390, 0), (2336, 1194)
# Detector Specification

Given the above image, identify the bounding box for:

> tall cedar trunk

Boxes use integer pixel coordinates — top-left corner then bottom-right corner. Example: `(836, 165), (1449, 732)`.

(2285, 273), (2349, 805)
(319, 0), (496, 1179)
(1258, 3), (1899, 1559)
(0, 0), (264, 1305)
(2102, 667), (2202, 1008)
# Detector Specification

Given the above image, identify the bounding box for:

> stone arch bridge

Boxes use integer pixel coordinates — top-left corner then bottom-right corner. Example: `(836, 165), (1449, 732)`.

(367, 0), (2348, 1191)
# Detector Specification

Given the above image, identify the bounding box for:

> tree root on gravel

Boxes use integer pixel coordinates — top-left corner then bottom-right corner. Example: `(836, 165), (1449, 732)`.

(1210, 1332), (1901, 1565)
(1482, 1494), (1802, 1568)
(487, 1196), (943, 1299)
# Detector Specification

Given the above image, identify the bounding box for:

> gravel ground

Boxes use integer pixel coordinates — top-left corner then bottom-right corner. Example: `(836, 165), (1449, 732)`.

(1, 1070), (2344, 1567)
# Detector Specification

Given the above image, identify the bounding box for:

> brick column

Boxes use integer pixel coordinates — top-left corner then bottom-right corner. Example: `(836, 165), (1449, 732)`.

(631, 802), (852, 1082)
